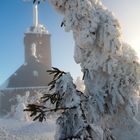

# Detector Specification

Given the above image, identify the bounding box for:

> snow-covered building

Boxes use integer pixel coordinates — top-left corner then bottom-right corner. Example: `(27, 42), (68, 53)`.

(0, 4), (52, 115)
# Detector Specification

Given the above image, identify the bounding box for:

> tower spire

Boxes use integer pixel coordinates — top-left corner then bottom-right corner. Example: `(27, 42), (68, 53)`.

(33, 4), (38, 27)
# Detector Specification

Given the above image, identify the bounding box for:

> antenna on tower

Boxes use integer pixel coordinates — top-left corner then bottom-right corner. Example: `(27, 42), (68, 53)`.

(23, 0), (48, 33)
(23, 0), (39, 27)
(33, 4), (39, 27)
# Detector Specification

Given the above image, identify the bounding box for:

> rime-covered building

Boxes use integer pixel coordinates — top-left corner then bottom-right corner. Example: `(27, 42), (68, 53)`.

(0, 4), (52, 114)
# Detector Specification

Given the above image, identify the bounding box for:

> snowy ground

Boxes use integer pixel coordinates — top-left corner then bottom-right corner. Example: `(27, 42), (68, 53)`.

(0, 111), (140, 140)
(0, 118), (56, 140)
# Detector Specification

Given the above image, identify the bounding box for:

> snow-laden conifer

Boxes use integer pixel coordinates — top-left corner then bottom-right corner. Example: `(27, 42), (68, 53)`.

(27, 0), (140, 139)
(48, 0), (140, 139)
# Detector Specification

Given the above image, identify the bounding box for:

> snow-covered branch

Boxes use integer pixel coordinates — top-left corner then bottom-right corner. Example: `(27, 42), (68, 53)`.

(28, 0), (140, 139)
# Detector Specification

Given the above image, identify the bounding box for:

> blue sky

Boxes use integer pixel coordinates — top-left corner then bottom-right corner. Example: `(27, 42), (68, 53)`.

(0, 0), (140, 85)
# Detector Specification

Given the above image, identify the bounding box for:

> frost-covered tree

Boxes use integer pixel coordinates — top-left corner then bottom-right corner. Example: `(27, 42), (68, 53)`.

(26, 68), (103, 139)
(26, 0), (140, 139)
(14, 94), (29, 121)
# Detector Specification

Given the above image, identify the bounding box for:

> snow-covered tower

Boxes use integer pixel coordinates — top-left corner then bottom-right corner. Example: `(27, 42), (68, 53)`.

(2, 4), (52, 88)
(0, 4), (52, 114)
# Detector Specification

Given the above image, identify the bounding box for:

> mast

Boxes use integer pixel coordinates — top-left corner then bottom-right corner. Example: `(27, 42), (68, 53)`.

(33, 4), (38, 27)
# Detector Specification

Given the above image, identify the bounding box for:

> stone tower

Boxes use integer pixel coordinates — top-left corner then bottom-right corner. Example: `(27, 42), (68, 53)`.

(2, 4), (52, 88)
(0, 4), (52, 114)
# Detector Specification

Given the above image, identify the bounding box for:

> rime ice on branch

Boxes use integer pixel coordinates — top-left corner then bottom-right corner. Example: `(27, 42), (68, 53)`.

(47, 72), (104, 140)
(48, 0), (140, 139)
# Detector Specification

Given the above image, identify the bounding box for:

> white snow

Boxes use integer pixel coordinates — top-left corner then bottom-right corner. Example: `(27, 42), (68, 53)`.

(13, 95), (29, 121)
(0, 88), (56, 140)
(0, 0), (140, 140)
(48, 0), (140, 139)
(31, 43), (37, 58)
(0, 118), (56, 140)
(75, 76), (85, 92)
(33, 70), (39, 77)
(26, 24), (50, 34)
